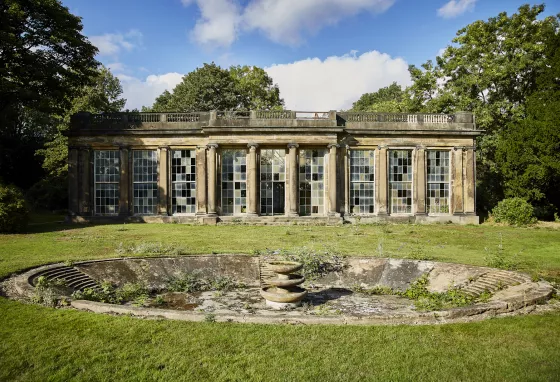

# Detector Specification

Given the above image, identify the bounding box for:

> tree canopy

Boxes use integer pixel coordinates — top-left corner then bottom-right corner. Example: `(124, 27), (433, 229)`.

(350, 82), (408, 112)
(144, 63), (284, 112)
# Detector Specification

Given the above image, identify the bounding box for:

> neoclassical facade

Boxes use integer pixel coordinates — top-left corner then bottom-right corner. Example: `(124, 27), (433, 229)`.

(67, 110), (481, 224)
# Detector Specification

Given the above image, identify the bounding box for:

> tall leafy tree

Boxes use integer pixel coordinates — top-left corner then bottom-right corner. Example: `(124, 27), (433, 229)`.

(29, 67), (125, 210)
(496, 30), (560, 217)
(0, 0), (99, 189)
(146, 63), (284, 112)
(350, 82), (408, 112)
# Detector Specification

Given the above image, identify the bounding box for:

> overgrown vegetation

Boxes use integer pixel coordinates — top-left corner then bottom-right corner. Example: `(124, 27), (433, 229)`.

(491, 198), (537, 226)
(166, 272), (243, 293)
(115, 242), (189, 256)
(273, 247), (347, 281)
(0, 183), (29, 233)
(484, 234), (520, 271)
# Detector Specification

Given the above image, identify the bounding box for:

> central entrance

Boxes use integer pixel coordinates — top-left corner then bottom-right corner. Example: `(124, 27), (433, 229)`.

(260, 149), (285, 215)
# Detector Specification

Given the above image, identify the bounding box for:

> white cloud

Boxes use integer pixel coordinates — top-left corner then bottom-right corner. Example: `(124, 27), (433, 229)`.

(106, 62), (126, 72)
(90, 29), (143, 56)
(265, 50), (411, 110)
(119, 50), (410, 111)
(182, 0), (395, 47)
(118, 73), (184, 110)
(437, 0), (477, 19)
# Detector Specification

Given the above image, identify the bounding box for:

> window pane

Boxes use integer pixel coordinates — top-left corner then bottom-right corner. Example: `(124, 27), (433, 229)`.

(389, 150), (412, 214)
(94, 150), (120, 215)
(172, 150), (196, 214)
(260, 149), (285, 216)
(349, 150), (375, 214)
(299, 149), (325, 216)
(133, 150), (158, 215)
(427, 150), (450, 214)
(221, 150), (246, 216)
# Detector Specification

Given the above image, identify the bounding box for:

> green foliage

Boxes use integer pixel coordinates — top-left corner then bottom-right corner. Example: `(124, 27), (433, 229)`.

(145, 63), (284, 112)
(350, 82), (409, 112)
(32, 276), (67, 307)
(166, 271), (242, 293)
(0, 183), (29, 233)
(352, 284), (393, 295)
(492, 198), (537, 226)
(278, 247), (347, 281)
(400, 275), (476, 311)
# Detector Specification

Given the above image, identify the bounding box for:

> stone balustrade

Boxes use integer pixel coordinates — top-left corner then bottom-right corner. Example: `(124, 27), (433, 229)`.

(70, 110), (477, 131)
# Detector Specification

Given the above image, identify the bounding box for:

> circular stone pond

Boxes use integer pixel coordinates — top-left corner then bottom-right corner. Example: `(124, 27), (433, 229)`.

(7, 255), (555, 325)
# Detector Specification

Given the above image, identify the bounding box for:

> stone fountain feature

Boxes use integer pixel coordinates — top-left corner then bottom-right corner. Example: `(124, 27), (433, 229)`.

(260, 261), (308, 309)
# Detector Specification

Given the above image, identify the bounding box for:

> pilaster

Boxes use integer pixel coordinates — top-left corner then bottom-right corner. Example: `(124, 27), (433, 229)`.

(206, 143), (219, 216)
(327, 143), (339, 216)
(68, 147), (79, 216)
(377, 145), (388, 216)
(452, 146), (464, 215)
(119, 146), (130, 217)
(247, 143), (259, 217)
(287, 143), (299, 217)
(79, 147), (91, 215)
(195, 146), (207, 216)
(158, 146), (169, 215)
(415, 146), (427, 215)
(465, 147), (476, 215)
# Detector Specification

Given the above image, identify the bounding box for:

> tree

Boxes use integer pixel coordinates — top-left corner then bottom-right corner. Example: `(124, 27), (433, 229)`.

(496, 30), (560, 217)
(1, 0), (99, 115)
(29, 67), (126, 210)
(146, 63), (284, 111)
(406, 4), (559, 213)
(350, 82), (408, 112)
(0, 0), (99, 190)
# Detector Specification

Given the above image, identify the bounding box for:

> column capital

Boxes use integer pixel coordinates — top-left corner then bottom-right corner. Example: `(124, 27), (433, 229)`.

(207, 143), (219, 150)
(158, 145), (170, 151)
(453, 146), (465, 151)
(415, 145), (426, 151)
(378, 144), (388, 150)
(247, 143), (259, 150)
(196, 145), (207, 150)
(327, 143), (340, 149)
(118, 145), (131, 151)
(287, 143), (299, 149)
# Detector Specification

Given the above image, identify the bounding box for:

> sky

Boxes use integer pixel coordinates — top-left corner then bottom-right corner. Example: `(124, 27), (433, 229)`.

(62, 0), (560, 111)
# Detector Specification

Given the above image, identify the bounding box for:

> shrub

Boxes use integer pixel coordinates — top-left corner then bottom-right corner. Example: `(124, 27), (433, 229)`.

(0, 183), (29, 233)
(491, 197), (537, 226)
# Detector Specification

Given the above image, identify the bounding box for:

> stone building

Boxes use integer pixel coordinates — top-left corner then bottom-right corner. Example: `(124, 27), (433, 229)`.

(66, 110), (481, 224)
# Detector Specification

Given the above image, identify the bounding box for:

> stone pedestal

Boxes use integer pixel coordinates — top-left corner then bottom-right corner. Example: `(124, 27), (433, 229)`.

(247, 143), (259, 217)
(287, 143), (299, 217)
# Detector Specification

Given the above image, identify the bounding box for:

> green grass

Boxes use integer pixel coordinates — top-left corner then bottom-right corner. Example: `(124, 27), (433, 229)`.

(1, 221), (560, 381)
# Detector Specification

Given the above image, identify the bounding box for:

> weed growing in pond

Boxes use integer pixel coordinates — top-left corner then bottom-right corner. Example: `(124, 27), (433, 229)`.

(31, 276), (67, 307)
(400, 275), (476, 311)
(166, 272), (244, 293)
(115, 242), (188, 256)
(352, 284), (394, 295)
(478, 290), (492, 303)
(312, 303), (342, 316)
(154, 295), (165, 306)
(204, 312), (216, 322)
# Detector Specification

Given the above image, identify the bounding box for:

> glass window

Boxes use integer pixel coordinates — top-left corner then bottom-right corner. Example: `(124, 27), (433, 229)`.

(427, 150), (450, 214)
(221, 149), (246, 215)
(260, 149), (285, 216)
(132, 150), (158, 215)
(349, 150), (375, 214)
(171, 150), (196, 214)
(389, 150), (413, 214)
(94, 150), (120, 215)
(299, 149), (325, 216)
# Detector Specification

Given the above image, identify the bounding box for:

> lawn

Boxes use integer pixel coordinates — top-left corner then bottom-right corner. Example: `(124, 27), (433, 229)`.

(1, 221), (559, 381)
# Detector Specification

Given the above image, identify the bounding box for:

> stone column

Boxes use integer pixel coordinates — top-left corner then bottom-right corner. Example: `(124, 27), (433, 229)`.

(79, 147), (91, 215)
(119, 146), (130, 216)
(68, 147), (79, 216)
(452, 147), (464, 215)
(195, 146), (207, 216)
(465, 147), (476, 215)
(415, 146), (427, 215)
(247, 143), (259, 217)
(158, 146), (169, 215)
(287, 143), (299, 216)
(327, 143), (339, 216)
(207, 143), (218, 216)
(344, 145), (350, 216)
(377, 145), (388, 215)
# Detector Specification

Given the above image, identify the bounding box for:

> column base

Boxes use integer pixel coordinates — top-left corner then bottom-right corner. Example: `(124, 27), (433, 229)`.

(199, 214), (218, 225)
(286, 211), (299, 217)
(415, 212), (427, 216)
(328, 212), (341, 217)
(246, 212), (259, 218)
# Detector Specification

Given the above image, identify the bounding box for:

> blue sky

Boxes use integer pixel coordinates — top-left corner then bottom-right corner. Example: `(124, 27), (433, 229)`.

(62, 0), (560, 110)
